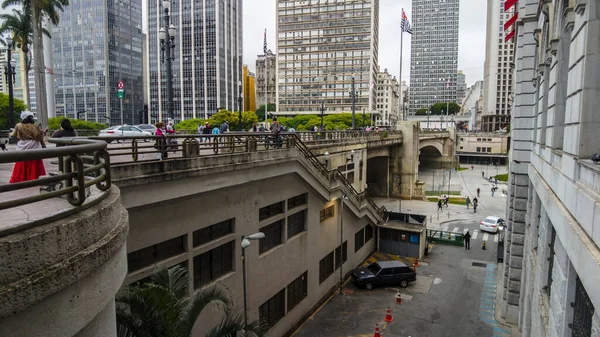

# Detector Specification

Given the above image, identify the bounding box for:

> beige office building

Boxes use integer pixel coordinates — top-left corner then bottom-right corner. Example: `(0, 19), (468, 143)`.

(276, 0), (379, 116)
(375, 68), (399, 127)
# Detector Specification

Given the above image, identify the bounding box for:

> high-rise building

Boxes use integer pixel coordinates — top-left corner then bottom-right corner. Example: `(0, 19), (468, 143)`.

(0, 48), (9, 96)
(482, 0), (515, 132)
(375, 68), (399, 127)
(52, 0), (144, 124)
(243, 65), (256, 112)
(255, 52), (276, 112)
(276, 0), (379, 116)
(409, 0), (460, 115)
(400, 80), (408, 121)
(147, 0), (242, 122)
(456, 70), (467, 103)
(460, 80), (483, 115)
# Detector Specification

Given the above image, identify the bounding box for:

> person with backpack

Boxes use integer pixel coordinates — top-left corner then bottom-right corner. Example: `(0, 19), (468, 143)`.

(220, 121), (229, 134)
(473, 197), (478, 213)
(270, 118), (282, 148)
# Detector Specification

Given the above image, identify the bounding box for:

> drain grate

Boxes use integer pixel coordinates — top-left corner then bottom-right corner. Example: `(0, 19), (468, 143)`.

(472, 262), (488, 268)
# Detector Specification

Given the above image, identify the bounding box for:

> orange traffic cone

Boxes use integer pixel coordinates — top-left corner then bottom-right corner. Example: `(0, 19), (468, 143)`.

(413, 258), (419, 267)
(396, 293), (402, 304)
(384, 306), (393, 322)
(373, 324), (381, 337)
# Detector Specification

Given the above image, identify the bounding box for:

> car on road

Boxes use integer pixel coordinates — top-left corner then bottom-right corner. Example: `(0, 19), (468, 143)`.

(135, 124), (157, 135)
(98, 125), (152, 142)
(351, 261), (417, 290)
(480, 216), (504, 233)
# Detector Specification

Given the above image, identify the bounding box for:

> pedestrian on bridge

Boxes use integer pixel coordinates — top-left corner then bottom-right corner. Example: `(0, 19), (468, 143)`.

(466, 196), (471, 209)
(437, 199), (443, 211)
(476, 187), (480, 198)
(473, 197), (478, 213)
(464, 230), (472, 250)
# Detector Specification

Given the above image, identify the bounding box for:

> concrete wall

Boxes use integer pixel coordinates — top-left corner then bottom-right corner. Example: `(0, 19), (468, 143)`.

(124, 172), (376, 337)
(457, 133), (509, 154)
(502, 1), (600, 336)
(0, 187), (129, 337)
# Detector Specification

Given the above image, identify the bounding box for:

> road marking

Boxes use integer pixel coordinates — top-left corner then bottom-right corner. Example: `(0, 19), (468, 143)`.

(494, 235), (499, 243)
(472, 230), (479, 239)
(482, 233), (489, 242)
(452, 227), (459, 233)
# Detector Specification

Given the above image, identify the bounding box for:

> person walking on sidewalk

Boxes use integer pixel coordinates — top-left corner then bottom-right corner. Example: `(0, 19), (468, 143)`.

(491, 186), (495, 197)
(444, 195), (449, 207)
(437, 199), (443, 211)
(473, 197), (478, 213)
(466, 196), (471, 209)
(464, 230), (472, 250)
(476, 187), (480, 198)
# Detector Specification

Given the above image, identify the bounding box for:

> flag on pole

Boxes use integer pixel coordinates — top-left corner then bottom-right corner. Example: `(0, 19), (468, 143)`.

(401, 9), (413, 34)
(263, 29), (268, 55)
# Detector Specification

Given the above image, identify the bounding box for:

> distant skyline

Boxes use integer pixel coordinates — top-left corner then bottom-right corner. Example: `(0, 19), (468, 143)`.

(242, 0), (487, 87)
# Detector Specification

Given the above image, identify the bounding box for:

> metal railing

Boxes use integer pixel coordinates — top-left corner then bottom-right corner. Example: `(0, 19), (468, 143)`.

(0, 138), (111, 211)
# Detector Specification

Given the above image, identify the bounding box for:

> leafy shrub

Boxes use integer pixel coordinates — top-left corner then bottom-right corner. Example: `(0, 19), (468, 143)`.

(48, 117), (107, 131)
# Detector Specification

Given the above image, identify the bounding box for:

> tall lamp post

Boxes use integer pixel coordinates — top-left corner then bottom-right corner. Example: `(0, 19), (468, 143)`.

(241, 232), (265, 332)
(238, 80), (243, 131)
(159, 0), (176, 121)
(349, 75), (357, 130)
(320, 99), (324, 131)
(4, 37), (15, 130)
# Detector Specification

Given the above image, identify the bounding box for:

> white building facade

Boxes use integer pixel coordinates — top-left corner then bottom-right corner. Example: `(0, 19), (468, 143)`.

(276, 0), (379, 116)
(461, 80), (483, 115)
(501, 2), (600, 337)
(375, 68), (399, 128)
(482, 0), (516, 132)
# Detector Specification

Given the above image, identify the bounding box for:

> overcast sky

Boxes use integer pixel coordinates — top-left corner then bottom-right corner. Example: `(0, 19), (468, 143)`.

(242, 0), (488, 87)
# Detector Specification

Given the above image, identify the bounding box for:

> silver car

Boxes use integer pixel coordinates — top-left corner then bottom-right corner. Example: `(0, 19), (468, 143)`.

(480, 216), (504, 233)
(98, 125), (152, 143)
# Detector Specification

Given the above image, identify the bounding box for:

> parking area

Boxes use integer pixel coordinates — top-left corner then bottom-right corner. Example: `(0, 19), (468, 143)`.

(292, 244), (513, 337)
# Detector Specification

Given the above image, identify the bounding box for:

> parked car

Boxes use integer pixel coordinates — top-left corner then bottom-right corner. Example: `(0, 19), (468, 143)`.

(480, 216), (504, 233)
(98, 125), (152, 142)
(351, 261), (417, 290)
(135, 124), (157, 135)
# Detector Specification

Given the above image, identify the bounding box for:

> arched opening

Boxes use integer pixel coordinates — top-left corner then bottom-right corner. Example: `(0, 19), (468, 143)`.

(366, 156), (389, 197)
(419, 145), (460, 195)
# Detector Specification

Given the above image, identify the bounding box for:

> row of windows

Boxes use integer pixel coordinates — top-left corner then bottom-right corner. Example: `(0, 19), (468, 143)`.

(259, 209), (308, 254)
(259, 270), (308, 330)
(318, 241), (348, 283)
(259, 193), (308, 221)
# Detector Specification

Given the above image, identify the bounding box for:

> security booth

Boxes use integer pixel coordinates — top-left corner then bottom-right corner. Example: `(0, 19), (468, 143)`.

(377, 212), (427, 260)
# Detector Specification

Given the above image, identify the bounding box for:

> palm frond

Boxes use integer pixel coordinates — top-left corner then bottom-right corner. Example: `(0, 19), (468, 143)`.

(204, 314), (269, 337)
(151, 265), (189, 299)
(1, 0), (27, 10)
(180, 282), (234, 336)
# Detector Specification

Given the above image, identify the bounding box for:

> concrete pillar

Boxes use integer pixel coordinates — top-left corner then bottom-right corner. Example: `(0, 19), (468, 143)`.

(392, 121), (420, 199)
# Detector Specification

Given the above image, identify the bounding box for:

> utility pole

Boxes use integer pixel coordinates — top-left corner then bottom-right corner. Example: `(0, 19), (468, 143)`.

(159, 0), (176, 121)
(320, 100), (325, 130)
(350, 75), (356, 129)
(4, 39), (15, 129)
(238, 81), (243, 131)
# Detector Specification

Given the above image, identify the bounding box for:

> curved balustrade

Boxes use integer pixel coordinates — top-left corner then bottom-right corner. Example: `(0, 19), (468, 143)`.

(0, 138), (111, 212)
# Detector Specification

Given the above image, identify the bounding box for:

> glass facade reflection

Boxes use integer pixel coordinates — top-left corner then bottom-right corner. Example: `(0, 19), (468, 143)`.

(52, 0), (144, 125)
(147, 0), (243, 122)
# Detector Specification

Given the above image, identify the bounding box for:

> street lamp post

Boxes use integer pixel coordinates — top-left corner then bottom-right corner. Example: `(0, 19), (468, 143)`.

(159, 0), (176, 121)
(349, 75), (356, 130)
(426, 110), (431, 130)
(320, 100), (324, 131)
(4, 38), (16, 129)
(241, 232), (265, 332)
(339, 195), (348, 295)
(238, 80), (243, 131)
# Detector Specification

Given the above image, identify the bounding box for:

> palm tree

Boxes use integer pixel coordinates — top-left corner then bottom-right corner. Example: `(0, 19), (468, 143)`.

(116, 265), (267, 337)
(1, 0), (69, 129)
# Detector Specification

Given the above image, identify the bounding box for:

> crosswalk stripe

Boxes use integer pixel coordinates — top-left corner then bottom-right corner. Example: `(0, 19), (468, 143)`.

(452, 227), (459, 233)
(494, 235), (499, 243)
(472, 230), (479, 239)
(483, 233), (489, 242)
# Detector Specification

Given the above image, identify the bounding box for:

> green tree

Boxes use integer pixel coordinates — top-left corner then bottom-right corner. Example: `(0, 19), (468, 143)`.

(2, 0), (70, 128)
(47, 117), (107, 131)
(175, 118), (207, 132)
(429, 102), (461, 115)
(255, 103), (276, 121)
(415, 108), (428, 115)
(116, 265), (266, 337)
(0, 92), (27, 129)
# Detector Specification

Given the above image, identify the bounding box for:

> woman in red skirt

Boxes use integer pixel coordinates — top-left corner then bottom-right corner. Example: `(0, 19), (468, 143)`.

(9, 111), (46, 183)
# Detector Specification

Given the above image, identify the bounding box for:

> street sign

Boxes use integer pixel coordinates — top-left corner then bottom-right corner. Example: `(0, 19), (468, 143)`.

(118, 89), (124, 99)
(117, 81), (124, 89)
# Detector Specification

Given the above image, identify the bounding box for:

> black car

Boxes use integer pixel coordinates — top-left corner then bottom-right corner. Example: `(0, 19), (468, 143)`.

(351, 261), (417, 290)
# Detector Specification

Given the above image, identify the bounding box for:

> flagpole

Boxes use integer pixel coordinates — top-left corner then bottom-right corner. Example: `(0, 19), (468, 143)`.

(265, 55), (268, 123)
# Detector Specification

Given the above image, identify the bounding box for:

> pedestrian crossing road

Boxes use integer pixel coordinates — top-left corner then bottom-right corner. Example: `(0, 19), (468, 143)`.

(441, 225), (500, 243)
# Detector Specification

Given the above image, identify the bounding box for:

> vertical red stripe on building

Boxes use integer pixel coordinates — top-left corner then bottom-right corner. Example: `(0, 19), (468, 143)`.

(504, 13), (519, 31)
(504, 0), (517, 11)
(504, 29), (516, 43)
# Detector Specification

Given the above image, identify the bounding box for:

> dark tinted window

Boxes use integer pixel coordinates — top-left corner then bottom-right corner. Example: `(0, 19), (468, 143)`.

(334, 241), (347, 270)
(128, 235), (186, 272)
(259, 289), (285, 329)
(379, 268), (394, 276)
(319, 251), (334, 284)
(320, 205), (335, 221)
(287, 193), (307, 209)
(355, 228), (365, 252)
(287, 272), (308, 312)
(287, 210), (306, 239)
(367, 263), (382, 275)
(259, 201), (284, 221)
(193, 241), (234, 289)
(365, 225), (373, 242)
(400, 267), (414, 273)
(193, 219), (234, 247)
(259, 219), (283, 254)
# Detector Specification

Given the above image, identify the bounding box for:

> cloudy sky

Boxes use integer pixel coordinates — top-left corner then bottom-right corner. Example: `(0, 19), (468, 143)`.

(242, 0), (488, 87)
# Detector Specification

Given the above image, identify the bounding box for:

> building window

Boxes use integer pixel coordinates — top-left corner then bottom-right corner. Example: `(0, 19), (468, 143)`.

(287, 272), (308, 312)
(288, 193), (307, 209)
(571, 276), (595, 337)
(359, 160), (364, 181)
(128, 235), (186, 272)
(260, 219), (283, 254)
(287, 210), (306, 239)
(193, 219), (234, 247)
(347, 171), (355, 184)
(320, 205), (335, 222)
(355, 228), (365, 252)
(476, 147), (481, 152)
(193, 240), (234, 289)
(259, 289), (286, 330)
(259, 201), (284, 221)
(365, 225), (374, 242)
(334, 241), (348, 270)
(487, 147), (492, 152)
(546, 227), (556, 295)
(319, 251), (334, 284)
